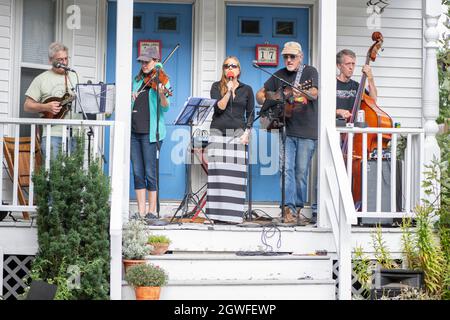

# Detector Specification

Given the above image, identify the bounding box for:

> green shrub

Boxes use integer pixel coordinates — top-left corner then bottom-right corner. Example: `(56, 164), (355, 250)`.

(147, 234), (171, 244)
(125, 263), (168, 287)
(30, 135), (111, 300)
(122, 220), (150, 260)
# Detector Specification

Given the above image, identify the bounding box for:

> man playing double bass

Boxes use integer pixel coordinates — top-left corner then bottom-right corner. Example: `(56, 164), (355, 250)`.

(336, 49), (378, 120)
(24, 42), (79, 160)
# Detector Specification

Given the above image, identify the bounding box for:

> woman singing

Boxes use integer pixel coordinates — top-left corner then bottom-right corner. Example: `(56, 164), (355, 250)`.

(207, 56), (255, 224)
(130, 47), (170, 221)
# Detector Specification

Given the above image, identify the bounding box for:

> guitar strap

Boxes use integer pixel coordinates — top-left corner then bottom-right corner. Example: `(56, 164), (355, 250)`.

(293, 64), (305, 87)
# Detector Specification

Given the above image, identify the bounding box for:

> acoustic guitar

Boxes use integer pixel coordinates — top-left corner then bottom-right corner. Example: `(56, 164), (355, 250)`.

(260, 80), (312, 131)
(41, 93), (76, 119)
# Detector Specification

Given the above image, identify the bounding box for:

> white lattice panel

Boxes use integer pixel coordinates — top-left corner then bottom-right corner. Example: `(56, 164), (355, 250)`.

(2, 255), (34, 299)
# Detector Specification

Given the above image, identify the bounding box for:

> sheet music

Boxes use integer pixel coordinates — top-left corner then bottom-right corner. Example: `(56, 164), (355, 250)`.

(174, 97), (216, 126)
(75, 83), (116, 114)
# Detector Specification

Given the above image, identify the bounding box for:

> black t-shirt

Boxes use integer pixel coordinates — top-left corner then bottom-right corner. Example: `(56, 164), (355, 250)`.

(131, 84), (150, 134)
(264, 65), (318, 139)
(336, 78), (360, 112)
(210, 81), (255, 134)
(336, 78), (370, 112)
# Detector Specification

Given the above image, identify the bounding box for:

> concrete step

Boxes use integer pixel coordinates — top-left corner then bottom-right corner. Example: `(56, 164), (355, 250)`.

(144, 253), (333, 281)
(122, 279), (336, 300)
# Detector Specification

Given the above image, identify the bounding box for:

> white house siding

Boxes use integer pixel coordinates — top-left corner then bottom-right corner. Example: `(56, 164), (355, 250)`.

(337, 0), (423, 128)
(64, 0), (105, 83)
(0, 0), (12, 117)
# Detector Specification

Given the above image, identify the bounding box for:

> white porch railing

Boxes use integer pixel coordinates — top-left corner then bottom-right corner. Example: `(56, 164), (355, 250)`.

(336, 127), (425, 219)
(0, 118), (116, 214)
(0, 118), (125, 300)
(325, 126), (425, 299)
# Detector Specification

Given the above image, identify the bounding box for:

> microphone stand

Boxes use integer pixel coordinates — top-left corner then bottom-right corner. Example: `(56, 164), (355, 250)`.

(252, 63), (299, 223)
(155, 66), (161, 218)
(154, 44), (180, 219)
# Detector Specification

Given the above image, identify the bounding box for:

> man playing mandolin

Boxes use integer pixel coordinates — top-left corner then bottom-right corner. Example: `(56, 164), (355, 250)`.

(336, 49), (378, 120)
(256, 41), (318, 225)
(24, 42), (79, 159)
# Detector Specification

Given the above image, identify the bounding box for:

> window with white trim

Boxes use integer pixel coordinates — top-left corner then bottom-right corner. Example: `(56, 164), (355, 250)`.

(18, 0), (58, 133)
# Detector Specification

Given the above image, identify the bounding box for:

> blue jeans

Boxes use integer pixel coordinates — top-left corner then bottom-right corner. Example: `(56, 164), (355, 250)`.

(130, 132), (161, 191)
(280, 135), (317, 212)
(41, 136), (77, 162)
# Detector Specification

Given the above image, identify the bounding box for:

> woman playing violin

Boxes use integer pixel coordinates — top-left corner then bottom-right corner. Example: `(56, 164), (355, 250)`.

(130, 46), (170, 221)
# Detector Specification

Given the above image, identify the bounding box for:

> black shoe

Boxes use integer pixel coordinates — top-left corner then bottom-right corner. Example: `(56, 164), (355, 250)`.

(130, 212), (143, 220)
(144, 212), (158, 221)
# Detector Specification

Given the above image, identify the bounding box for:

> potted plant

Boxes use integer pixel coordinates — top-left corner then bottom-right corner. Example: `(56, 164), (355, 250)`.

(125, 263), (168, 300)
(147, 234), (171, 255)
(122, 220), (150, 271)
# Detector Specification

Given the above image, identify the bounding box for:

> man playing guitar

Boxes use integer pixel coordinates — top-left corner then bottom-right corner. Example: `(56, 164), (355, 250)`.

(24, 42), (79, 159)
(256, 41), (319, 225)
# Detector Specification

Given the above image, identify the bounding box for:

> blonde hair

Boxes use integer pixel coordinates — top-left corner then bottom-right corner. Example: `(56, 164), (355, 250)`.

(219, 56), (241, 97)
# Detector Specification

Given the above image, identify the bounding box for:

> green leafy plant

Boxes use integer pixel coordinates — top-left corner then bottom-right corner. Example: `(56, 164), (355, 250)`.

(437, 0), (449, 124)
(371, 226), (399, 269)
(125, 263), (168, 287)
(352, 245), (372, 298)
(147, 234), (171, 245)
(30, 136), (111, 300)
(123, 220), (150, 260)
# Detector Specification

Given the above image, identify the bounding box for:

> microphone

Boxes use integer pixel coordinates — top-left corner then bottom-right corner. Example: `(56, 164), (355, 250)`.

(252, 60), (260, 67)
(53, 62), (76, 72)
(226, 71), (234, 81)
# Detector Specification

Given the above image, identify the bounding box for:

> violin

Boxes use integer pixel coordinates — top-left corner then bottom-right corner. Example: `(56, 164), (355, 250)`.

(135, 66), (173, 99)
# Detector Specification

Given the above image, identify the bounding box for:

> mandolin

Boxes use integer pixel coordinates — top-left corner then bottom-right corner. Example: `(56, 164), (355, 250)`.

(41, 93), (76, 119)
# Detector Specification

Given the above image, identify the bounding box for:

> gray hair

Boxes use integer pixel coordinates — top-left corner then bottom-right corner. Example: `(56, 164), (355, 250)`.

(336, 49), (356, 65)
(48, 42), (68, 60)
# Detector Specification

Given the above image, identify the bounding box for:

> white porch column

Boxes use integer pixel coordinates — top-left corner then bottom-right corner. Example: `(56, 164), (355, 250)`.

(423, 0), (442, 165)
(317, 0), (336, 229)
(110, 0), (133, 301)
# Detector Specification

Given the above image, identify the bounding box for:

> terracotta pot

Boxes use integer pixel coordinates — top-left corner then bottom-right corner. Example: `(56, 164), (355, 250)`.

(135, 286), (161, 300)
(123, 259), (146, 273)
(149, 243), (169, 255)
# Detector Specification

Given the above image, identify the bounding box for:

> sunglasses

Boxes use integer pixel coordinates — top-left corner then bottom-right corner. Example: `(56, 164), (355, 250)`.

(282, 54), (298, 60)
(223, 63), (239, 69)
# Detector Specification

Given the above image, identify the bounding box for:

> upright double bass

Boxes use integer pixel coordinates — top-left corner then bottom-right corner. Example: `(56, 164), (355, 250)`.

(342, 32), (393, 205)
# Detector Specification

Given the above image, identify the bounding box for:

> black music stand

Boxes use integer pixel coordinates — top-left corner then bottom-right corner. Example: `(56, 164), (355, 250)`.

(169, 97), (215, 224)
(74, 82), (114, 165)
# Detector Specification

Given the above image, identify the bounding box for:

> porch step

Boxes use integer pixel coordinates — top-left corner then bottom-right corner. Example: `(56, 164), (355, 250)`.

(122, 279), (336, 300)
(146, 224), (336, 255)
(144, 253), (333, 281)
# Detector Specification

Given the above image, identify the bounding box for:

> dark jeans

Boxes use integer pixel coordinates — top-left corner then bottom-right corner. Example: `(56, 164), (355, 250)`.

(130, 132), (161, 191)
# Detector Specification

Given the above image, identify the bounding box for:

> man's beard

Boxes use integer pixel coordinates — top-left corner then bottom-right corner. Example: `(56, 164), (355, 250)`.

(286, 65), (297, 72)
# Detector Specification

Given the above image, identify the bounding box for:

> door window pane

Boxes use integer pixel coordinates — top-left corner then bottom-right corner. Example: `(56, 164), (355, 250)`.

(22, 0), (56, 65)
(240, 19), (261, 35)
(157, 15), (178, 32)
(273, 19), (296, 37)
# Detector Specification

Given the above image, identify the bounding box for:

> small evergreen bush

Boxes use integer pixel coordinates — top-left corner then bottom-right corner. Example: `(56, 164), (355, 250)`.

(30, 136), (111, 300)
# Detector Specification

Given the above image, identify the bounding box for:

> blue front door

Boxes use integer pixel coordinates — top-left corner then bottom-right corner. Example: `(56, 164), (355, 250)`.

(106, 2), (192, 200)
(226, 5), (310, 201)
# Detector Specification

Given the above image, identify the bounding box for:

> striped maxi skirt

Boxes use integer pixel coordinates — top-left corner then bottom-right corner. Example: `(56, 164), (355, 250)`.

(206, 132), (247, 223)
